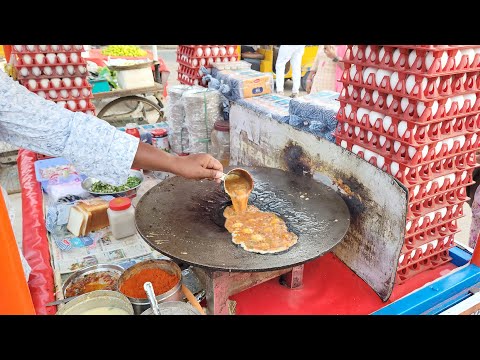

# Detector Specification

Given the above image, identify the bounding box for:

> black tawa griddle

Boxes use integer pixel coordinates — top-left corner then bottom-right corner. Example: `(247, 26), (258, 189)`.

(135, 166), (350, 272)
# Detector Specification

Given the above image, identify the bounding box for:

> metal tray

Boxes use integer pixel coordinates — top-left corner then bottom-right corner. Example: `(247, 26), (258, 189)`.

(62, 263), (125, 298)
(81, 169), (144, 196)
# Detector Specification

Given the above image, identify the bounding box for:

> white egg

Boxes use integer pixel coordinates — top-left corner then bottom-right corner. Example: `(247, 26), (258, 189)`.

(392, 48), (401, 64)
(375, 69), (392, 87)
(192, 59), (198, 67)
(78, 100), (87, 109)
(386, 94), (394, 107)
(14, 45), (23, 52)
(362, 67), (377, 84)
(219, 46), (227, 56)
(343, 123), (349, 132)
(212, 46), (219, 56)
(57, 53), (67, 64)
(23, 54), (32, 65)
(67, 100), (77, 110)
(223, 57), (229, 62)
(398, 121), (408, 137)
(34, 54), (45, 64)
(48, 90), (58, 99)
(390, 71), (399, 90)
(205, 47), (211, 56)
(344, 103), (352, 118)
(27, 79), (37, 90)
(26, 45), (36, 52)
(62, 78), (72, 87)
(360, 88), (367, 100)
(406, 75), (427, 94)
(60, 89), (69, 99)
(365, 45), (375, 61)
(196, 47), (203, 57)
(78, 65), (86, 74)
(46, 53), (56, 64)
(408, 50), (421, 69)
(74, 77), (83, 87)
(425, 51), (448, 71)
(70, 53), (79, 63)
(19, 67), (29, 77)
(379, 136), (387, 147)
(444, 98), (452, 114)
(207, 58), (214, 65)
(378, 47), (387, 62)
(55, 66), (64, 76)
(38, 45), (48, 51)
(367, 131), (373, 141)
(453, 50), (463, 69)
(50, 78), (61, 88)
(228, 46), (235, 55)
(400, 97), (409, 112)
(352, 145), (364, 154)
(66, 65), (75, 75)
(463, 93), (476, 109)
(36, 90), (46, 99)
(56, 101), (66, 108)
(356, 108), (370, 122)
(200, 58), (206, 66)
(351, 45), (359, 58)
(393, 141), (401, 152)
(63, 45), (72, 51)
(382, 116), (392, 131)
(51, 45), (60, 51)
(460, 48), (475, 66)
(43, 66), (53, 76)
(369, 111), (384, 126)
(340, 140), (347, 148)
(452, 95), (465, 111)
(372, 90), (380, 103)
(40, 79), (50, 89)
(74, 45), (83, 50)
(86, 110), (94, 115)
(215, 57), (222, 63)
(349, 65), (358, 80)
(408, 146), (417, 159)
(71, 89), (80, 97)
(82, 88), (91, 97)
(354, 126), (361, 136)
(347, 85), (354, 96)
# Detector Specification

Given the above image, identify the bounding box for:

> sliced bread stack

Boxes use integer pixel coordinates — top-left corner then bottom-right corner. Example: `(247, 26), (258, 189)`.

(67, 199), (110, 236)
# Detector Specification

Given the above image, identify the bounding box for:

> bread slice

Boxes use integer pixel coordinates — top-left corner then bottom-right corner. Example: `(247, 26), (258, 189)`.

(78, 199), (109, 233)
(77, 205), (92, 236)
(67, 206), (87, 237)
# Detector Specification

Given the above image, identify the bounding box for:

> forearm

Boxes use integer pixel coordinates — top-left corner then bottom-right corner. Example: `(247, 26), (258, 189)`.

(132, 142), (179, 173)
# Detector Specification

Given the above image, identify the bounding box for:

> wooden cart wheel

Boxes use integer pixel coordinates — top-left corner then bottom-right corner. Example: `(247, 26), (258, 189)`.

(97, 95), (164, 127)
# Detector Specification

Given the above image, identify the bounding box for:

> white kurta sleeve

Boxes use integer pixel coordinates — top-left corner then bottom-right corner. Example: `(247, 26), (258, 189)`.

(0, 71), (139, 186)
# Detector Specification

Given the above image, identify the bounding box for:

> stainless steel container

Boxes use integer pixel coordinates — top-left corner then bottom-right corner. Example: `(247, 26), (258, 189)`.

(116, 259), (183, 315)
(56, 290), (134, 315)
(141, 301), (201, 315)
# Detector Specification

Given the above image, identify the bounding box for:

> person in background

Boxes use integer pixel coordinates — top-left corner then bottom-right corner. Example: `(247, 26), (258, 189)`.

(0, 69), (224, 281)
(469, 151), (480, 249)
(275, 45), (306, 98)
(306, 45), (346, 93)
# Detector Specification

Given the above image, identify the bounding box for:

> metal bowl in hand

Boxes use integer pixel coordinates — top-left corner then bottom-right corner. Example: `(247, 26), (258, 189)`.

(81, 169), (144, 196)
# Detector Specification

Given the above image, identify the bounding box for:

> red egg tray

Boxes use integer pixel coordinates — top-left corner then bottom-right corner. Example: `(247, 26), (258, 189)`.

(177, 73), (204, 87)
(395, 249), (452, 284)
(398, 234), (455, 269)
(337, 105), (479, 147)
(406, 201), (466, 232)
(407, 186), (470, 219)
(344, 45), (480, 77)
(20, 79), (93, 102)
(403, 217), (460, 253)
(11, 45), (85, 54)
(53, 98), (96, 113)
(177, 53), (239, 68)
(342, 62), (479, 101)
(339, 84), (480, 123)
(15, 63), (88, 80)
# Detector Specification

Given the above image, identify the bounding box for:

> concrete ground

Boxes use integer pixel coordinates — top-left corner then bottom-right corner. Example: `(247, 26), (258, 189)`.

(1, 46), (475, 254)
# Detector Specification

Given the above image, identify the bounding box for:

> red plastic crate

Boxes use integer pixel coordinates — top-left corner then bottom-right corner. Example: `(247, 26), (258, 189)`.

(11, 45), (84, 54)
(341, 62), (479, 101)
(177, 45), (238, 59)
(177, 53), (238, 68)
(395, 249), (453, 284)
(398, 235), (455, 268)
(344, 45), (480, 77)
(339, 85), (480, 123)
(403, 218), (460, 253)
(408, 186), (470, 219)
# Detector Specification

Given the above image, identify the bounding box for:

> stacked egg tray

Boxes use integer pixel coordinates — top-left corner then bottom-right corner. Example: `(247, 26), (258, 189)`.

(334, 45), (480, 284)
(12, 45), (96, 115)
(176, 45), (239, 86)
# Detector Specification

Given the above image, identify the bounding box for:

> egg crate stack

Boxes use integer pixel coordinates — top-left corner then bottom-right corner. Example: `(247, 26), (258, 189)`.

(334, 45), (480, 284)
(176, 45), (239, 86)
(12, 45), (96, 115)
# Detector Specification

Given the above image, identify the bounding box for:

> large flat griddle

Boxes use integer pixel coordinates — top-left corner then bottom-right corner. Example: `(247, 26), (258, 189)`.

(135, 166), (350, 272)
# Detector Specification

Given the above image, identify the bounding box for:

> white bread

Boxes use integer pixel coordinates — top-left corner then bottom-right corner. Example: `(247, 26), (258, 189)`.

(67, 206), (87, 237)
(78, 199), (109, 233)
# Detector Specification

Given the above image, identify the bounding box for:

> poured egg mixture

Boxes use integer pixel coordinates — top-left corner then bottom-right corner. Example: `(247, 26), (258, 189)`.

(223, 173), (298, 254)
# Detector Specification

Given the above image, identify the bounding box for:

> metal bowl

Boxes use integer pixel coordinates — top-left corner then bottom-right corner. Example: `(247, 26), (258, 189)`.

(63, 264), (125, 298)
(81, 169), (144, 196)
(56, 290), (134, 315)
(116, 259), (183, 315)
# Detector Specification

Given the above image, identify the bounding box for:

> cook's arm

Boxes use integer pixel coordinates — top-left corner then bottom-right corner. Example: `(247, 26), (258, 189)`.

(0, 71), (138, 186)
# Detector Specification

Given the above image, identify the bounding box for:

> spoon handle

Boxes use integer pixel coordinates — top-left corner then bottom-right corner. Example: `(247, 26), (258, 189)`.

(144, 282), (161, 315)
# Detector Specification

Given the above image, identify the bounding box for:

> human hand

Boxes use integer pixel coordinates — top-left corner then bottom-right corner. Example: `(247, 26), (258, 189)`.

(306, 71), (315, 94)
(324, 45), (337, 59)
(173, 153), (224, 183)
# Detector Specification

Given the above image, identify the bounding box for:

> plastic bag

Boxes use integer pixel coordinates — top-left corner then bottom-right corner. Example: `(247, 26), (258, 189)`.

(45, 174), (90, 204)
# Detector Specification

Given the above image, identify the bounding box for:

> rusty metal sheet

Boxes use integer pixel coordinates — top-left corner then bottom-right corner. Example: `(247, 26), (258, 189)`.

(229, 103), (408, 301)
(135, 166), (350, 272)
